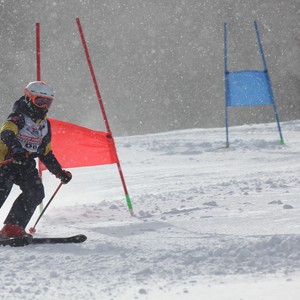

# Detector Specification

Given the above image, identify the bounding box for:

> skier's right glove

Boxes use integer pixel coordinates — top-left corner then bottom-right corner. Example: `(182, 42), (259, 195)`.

(11, 147), (28, 164)
(56, 170), (72, 184)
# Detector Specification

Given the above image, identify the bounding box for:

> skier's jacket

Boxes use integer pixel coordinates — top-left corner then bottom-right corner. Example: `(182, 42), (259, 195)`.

(0, 97), (63, 175)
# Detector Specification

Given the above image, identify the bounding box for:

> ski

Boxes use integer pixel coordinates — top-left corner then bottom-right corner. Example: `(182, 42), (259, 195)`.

(31, 234), (87, 245)
(0, 235), (32, 247)
(0, 234), (87, 247)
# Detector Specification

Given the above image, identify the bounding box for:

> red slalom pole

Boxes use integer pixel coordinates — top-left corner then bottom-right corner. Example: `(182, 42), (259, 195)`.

(36, 22), (42, 177)
(36, 23), (41, 81)
(36, 22), (43, 177)
(0, 158), (13, 167)
(76, 18), (133, 215)
(36, 22), (44, 213)
(36, 23), (43, 177)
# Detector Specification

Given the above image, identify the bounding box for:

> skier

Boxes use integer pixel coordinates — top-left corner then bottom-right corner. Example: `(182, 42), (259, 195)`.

(0, 81), (72, 239)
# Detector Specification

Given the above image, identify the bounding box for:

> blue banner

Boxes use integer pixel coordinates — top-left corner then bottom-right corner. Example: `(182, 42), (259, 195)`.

(226, 70), (274, 107)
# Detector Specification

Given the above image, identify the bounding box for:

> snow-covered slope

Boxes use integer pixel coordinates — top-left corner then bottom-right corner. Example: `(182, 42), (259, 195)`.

(1, 121), (300, 299)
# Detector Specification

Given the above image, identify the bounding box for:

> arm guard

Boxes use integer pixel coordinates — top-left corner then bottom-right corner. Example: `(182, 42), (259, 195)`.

(39, 150), (63, 175)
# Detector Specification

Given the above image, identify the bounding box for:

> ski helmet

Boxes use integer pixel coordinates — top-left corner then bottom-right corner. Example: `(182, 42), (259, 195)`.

(24, 81), (55, 109)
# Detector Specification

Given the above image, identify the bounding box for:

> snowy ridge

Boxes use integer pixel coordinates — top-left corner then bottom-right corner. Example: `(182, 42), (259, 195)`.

(0, 121), (300, 299)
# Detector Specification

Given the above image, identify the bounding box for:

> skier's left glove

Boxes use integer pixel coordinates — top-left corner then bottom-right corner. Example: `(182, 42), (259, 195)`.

(56, 170), (72, 184)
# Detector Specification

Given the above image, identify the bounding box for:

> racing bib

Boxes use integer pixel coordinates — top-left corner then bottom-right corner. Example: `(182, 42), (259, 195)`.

(16, 115), (48, 152)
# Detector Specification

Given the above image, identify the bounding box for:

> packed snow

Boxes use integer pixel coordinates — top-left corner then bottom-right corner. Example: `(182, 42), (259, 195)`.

(0, 120), (300, 299)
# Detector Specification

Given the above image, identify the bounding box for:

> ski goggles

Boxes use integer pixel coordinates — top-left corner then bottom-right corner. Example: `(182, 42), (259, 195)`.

(31, 96), (54, 109)
(24, 87), (54, 109)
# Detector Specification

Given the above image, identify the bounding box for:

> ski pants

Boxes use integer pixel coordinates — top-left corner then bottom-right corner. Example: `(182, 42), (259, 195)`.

(0, 160), (45, 229)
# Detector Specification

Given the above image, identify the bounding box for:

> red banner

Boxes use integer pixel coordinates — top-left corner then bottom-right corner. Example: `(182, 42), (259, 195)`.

(39, 118), (118, 171)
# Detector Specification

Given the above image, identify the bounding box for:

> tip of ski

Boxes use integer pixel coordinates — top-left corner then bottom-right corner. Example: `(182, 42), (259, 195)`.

(32, 234), (87, 244)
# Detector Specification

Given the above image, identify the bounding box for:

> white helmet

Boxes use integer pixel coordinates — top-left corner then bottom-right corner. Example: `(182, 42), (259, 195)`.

(24, 81), (55, 100)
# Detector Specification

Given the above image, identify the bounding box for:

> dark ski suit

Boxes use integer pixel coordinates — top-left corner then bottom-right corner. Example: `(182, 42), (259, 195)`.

(0, 97), (63, 229)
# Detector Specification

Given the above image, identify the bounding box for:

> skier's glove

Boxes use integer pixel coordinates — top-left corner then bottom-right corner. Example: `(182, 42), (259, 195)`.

(56, 170), (72, 184)
(12, 147), (28, 164)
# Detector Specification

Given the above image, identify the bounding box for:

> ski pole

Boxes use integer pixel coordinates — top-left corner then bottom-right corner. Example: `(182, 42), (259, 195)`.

(29, 182), (63, 234)
(0, 158), (14, 167)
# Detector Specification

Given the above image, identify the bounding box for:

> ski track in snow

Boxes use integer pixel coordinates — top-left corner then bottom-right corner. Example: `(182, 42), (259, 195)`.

(1, 121), (300, 299)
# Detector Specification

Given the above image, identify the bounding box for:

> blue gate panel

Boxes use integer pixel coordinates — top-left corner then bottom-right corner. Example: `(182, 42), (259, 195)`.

(226, 70), (274, 107)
